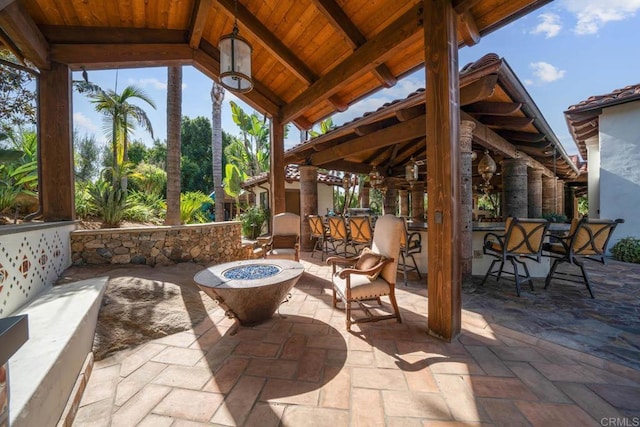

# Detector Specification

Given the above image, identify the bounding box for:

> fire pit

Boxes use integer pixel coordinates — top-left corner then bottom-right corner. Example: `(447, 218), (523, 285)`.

(194, 259), (304, 326)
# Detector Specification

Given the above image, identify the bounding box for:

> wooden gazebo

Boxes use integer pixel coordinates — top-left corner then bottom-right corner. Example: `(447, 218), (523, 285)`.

(0, 0), (552, 340)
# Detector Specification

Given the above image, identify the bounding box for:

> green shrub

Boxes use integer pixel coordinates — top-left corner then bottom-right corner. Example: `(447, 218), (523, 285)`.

(180, 191), (212, 224)
(240, 206), (267, 239)
(128, 191), (166, 222)
(542, 212), (568, 223)
(75, 183), (97, 218)
(611, 237), (640, 264)
(87, 179), (134, 227)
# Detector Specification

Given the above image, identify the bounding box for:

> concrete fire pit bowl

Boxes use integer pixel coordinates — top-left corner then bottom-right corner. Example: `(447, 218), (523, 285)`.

(194, 259), (304, 326)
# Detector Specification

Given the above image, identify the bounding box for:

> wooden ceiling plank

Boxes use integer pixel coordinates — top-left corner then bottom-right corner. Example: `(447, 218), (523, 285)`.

(459, 74), (497, 106)
(461, 111), (554, 177)
(310, 113), (425, 166)
(452, 0), (484, 14)
(0, 2), (49, 69)
(40, 26), (188, 44)
(0, 0), (16, 12)
(458, 9), (480, 46)
(310, 0), (397, 88)
(51, 43), (193, 69)
(478, 115), (534, 129)
(396, 104), (426, 122)
(281, 3), (423, 123)
(497, 130), (546, 143)
(464, 101), (522, 116)
(214, 0), (316, 84)
(189, 0), (212, 49)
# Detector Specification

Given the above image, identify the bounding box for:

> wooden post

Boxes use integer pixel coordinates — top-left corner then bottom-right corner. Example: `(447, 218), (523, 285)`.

(39, 61), (75, 221)
(270, 116), (286, 215)
(424, 0), (461, 340)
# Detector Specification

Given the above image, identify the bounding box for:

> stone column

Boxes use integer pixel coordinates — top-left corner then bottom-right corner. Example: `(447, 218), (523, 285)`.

(459, 120), (475, 282)
(360, 185), (370, 208)
(411, 182), (425, 221)
(556, 180), (565, 217)
(527, 168), (543, 218)
(542, 175), (556, 214)
(383, 178), (397, 216)
(399, 189), (409, 217)
(299, 165), (318, 251)
(501, 158), (528, 218)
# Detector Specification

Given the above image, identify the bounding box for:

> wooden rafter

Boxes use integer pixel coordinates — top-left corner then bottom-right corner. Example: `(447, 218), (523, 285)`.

(458, 9), (480, 46)
(396, 104), (426, 122)
(40, 26), (187, 44)
(575, 127), (598, 140)
(465, 101), (522, 116)
(497, 130), (546, 143)
(281, 3), (423, 123)
(0, 2), (49, 69)
(0, 0), (16, 11)
(310, 0), (397, 87)
(459, 74), (497, 105)
(319, 159), (373, 174)
(478, 115), (533, 129)
(50, 43), (193, 69)
(214, 0), (316, 84)
(452, 0), (484, 13)
(189, 0), (212, 49)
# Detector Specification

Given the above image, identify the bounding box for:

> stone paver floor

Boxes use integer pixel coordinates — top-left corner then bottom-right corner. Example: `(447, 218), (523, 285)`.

(75, 252), (640, 426)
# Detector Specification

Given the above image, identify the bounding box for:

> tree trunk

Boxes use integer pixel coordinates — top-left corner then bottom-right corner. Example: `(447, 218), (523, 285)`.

(211, 81), (225, 222)
(165, 66), (182, 225)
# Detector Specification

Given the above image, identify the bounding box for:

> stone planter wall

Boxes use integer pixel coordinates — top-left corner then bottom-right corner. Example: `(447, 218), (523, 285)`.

(71, 222), (254, 266)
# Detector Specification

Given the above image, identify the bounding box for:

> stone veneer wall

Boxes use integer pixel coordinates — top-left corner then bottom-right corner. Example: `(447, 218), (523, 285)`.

(71, 222), (253, 266)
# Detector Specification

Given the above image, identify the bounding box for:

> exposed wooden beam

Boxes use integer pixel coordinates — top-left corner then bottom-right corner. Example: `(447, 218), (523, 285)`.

(310, 0), (397, 88)
(570, 116), (598, 128)
(40, 26), (188, 44)
(0, 27), (25, 63)
(465, 101), (522, 116)
(354, 121), (387, 136)
(214, 0), (316, 84)
(318, 159), (373, 175)
(497, 130), (546, 143)
(396, 104), (425, 122)
(0, 2), (49, 69)
(310, 113), (425, 166)
(282, 3), (423, 123)
(327, 95), (348, 112)
(0, 0), (16, 12)
(452, 0), (483, 14)
(458, 9), (480, 46)
(459, 74), (497, 106)
(51, 43), (193, 69)
(461, 111), (554, 177)
(189, 0), (212, 48)
(575, 127), (598, 140)
(478, 115), (534, 129)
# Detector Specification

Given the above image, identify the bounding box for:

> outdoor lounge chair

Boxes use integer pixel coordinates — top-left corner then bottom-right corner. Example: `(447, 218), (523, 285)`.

(480, 217), (549, 296)
(543, 217), (623, 298)
(264, 212), (300, 261)
(327, 214), (403, 331)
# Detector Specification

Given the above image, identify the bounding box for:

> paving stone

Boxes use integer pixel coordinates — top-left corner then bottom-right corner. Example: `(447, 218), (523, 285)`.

(244, 402), (287, 427)
(281, 406), (349, 427)
(151, 364), (212, 389)
(465, 345), (513, 377)
(119, 342), (166, 377)
(111, 383), (171, 427)
(470, 376), (538, 401)
(478, 398), (531, 427)
(211, 376), (266, 425)
(381, 390), (452, 419)
(152, 388), (224, 422)
(506, 361), (572, 403)
(260, 378), (321, 405)
(115, 361), (167, 406)
(557, 382), (624, 421)
(514, 400), (598, 426)
(78, 364), (120, 406)
(201, 357), (248, 393)
(150, 346), (205, 366)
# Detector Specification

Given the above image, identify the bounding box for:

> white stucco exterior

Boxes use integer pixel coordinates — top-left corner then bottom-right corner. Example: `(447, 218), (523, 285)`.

(598, 101), (640, 244)
(248, 181), (335, 216)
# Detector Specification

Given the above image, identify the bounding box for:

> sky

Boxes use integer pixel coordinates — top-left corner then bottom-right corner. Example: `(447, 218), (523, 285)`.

(71, 0), (640, 160)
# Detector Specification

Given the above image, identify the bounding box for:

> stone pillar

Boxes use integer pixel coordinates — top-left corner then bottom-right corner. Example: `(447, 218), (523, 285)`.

(399, 189), (409, 217)
(299, 165), (318, 251)
(383, 178), (397, 216)
(459, 120), (475, 282)
(556, 180), (565, 217)
(585, 137), (600, 218)
(542, 175), (556, 214)
(501, 158), (528, 218)
(527, 168), (543, 218)
(411, 182), (425, 221)
(360, 185), (370, 208)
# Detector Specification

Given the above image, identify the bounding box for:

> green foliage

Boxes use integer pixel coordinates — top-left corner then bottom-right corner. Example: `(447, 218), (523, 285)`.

(228, 101), (271, 177)
(0, 186), (20, 213)
(128, 191), (166, 222)
(578, 196), (588, 216)
(127, 140), (148, 165)
(611, 237), (640, 264)
(74, 183), (97, 218)
(87, 179), (134, 227)
(542, 212), (568, 223)
(223, 162), (247, 201)
(181, 116), (213, 192)
(0, 128), (38, 212)
(130, 162), (167, 196)
(0, 51), (37, 132)
(146, 139), (167, 168)
(74, 131), (101, 182)
(180, 191), (212, 224)
(240, 206), (267, 239)
(477, 193), (500, 218)
(308, 118), (334, 138)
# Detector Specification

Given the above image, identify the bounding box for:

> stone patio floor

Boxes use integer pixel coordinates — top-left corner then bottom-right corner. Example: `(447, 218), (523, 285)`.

(74, 252), (640, 426)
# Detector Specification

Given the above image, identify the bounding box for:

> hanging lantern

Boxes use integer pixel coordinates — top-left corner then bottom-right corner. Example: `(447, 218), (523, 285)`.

(218, 0), (253, 93)
(478, 150), (497, 184)
(405, 157), (419, 188)
(342, 172), (352, 190)
(368, 166), (384, 189)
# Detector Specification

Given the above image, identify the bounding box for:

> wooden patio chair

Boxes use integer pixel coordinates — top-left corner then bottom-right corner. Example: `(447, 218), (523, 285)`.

(327, 214), (403, 331)
(264, 212), (300, 262)
(399, 218), (422, 286)
(480, 217), (549, 296)
(326, 216), (349, 257)
(543, 217), (624, 298)
(308, 215), (329, 260)
(347, 216), (373, 253)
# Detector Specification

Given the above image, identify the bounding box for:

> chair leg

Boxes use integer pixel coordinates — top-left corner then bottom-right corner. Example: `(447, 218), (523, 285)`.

(481, 259), (499, 286)
(409, 254), (422, 279)
(345, 300), (352, 331)
(577, 262), (596, 298)
(389, 287), (402, 323)
(545, 259), (561, 289)
(495, 261), (505, 282)
(332, 286), (338, 308)
(517, 258), (534, 291)
(510, 258), (521, 297)
(401, 252), (408, 286)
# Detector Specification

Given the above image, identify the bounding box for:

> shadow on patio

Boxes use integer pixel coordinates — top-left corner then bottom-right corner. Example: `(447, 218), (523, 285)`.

(73, 252), (640, 426)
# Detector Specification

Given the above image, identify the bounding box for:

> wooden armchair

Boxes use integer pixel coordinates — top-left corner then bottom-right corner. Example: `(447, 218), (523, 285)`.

(543, 217), (623, 298)
(264, 212), (300, 261)
(327, 214), (403, 331)
(480, 217), (549, 296)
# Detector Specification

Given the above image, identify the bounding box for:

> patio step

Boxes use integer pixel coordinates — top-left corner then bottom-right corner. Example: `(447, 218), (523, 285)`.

(8, 277), (107, 427)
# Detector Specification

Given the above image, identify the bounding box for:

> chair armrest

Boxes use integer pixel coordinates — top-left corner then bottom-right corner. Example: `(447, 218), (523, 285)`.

(483, 232), (504, 248)
(326, 255), (359, 266)
(338, 258), (393, 279)
(408, 231), (421, 245)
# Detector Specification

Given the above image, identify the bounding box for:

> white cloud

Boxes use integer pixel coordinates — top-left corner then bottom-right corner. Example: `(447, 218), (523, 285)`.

(73, 112), (98, 133)
(531, 13), (562, 38)
(127, 77), (187, 90)
(530, 61), (566, 83)
(524, 79), (534, 86)
(561, 0), (640, 35)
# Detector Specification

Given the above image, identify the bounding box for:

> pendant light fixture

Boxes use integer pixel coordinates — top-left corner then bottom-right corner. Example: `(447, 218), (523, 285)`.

(218, 0), (253, 93)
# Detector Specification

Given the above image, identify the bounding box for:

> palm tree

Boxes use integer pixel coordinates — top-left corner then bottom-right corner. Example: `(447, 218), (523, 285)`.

(165, 66), (182, 225)
(211, 81), (225, 221)
(89, 84), (156, 189)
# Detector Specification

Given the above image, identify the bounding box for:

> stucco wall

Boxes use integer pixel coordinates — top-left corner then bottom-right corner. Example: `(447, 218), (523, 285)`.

(599, 101), (640, 245)
(251, 182), (335, 216)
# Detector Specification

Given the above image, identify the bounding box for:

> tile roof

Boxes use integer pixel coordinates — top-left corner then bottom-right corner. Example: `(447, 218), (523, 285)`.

(242, 165), (342, 188)
(567, 83), (640, 113)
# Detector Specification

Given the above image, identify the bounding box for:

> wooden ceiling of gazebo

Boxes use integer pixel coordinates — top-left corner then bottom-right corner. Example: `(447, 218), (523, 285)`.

(1, 0), (551, 130)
